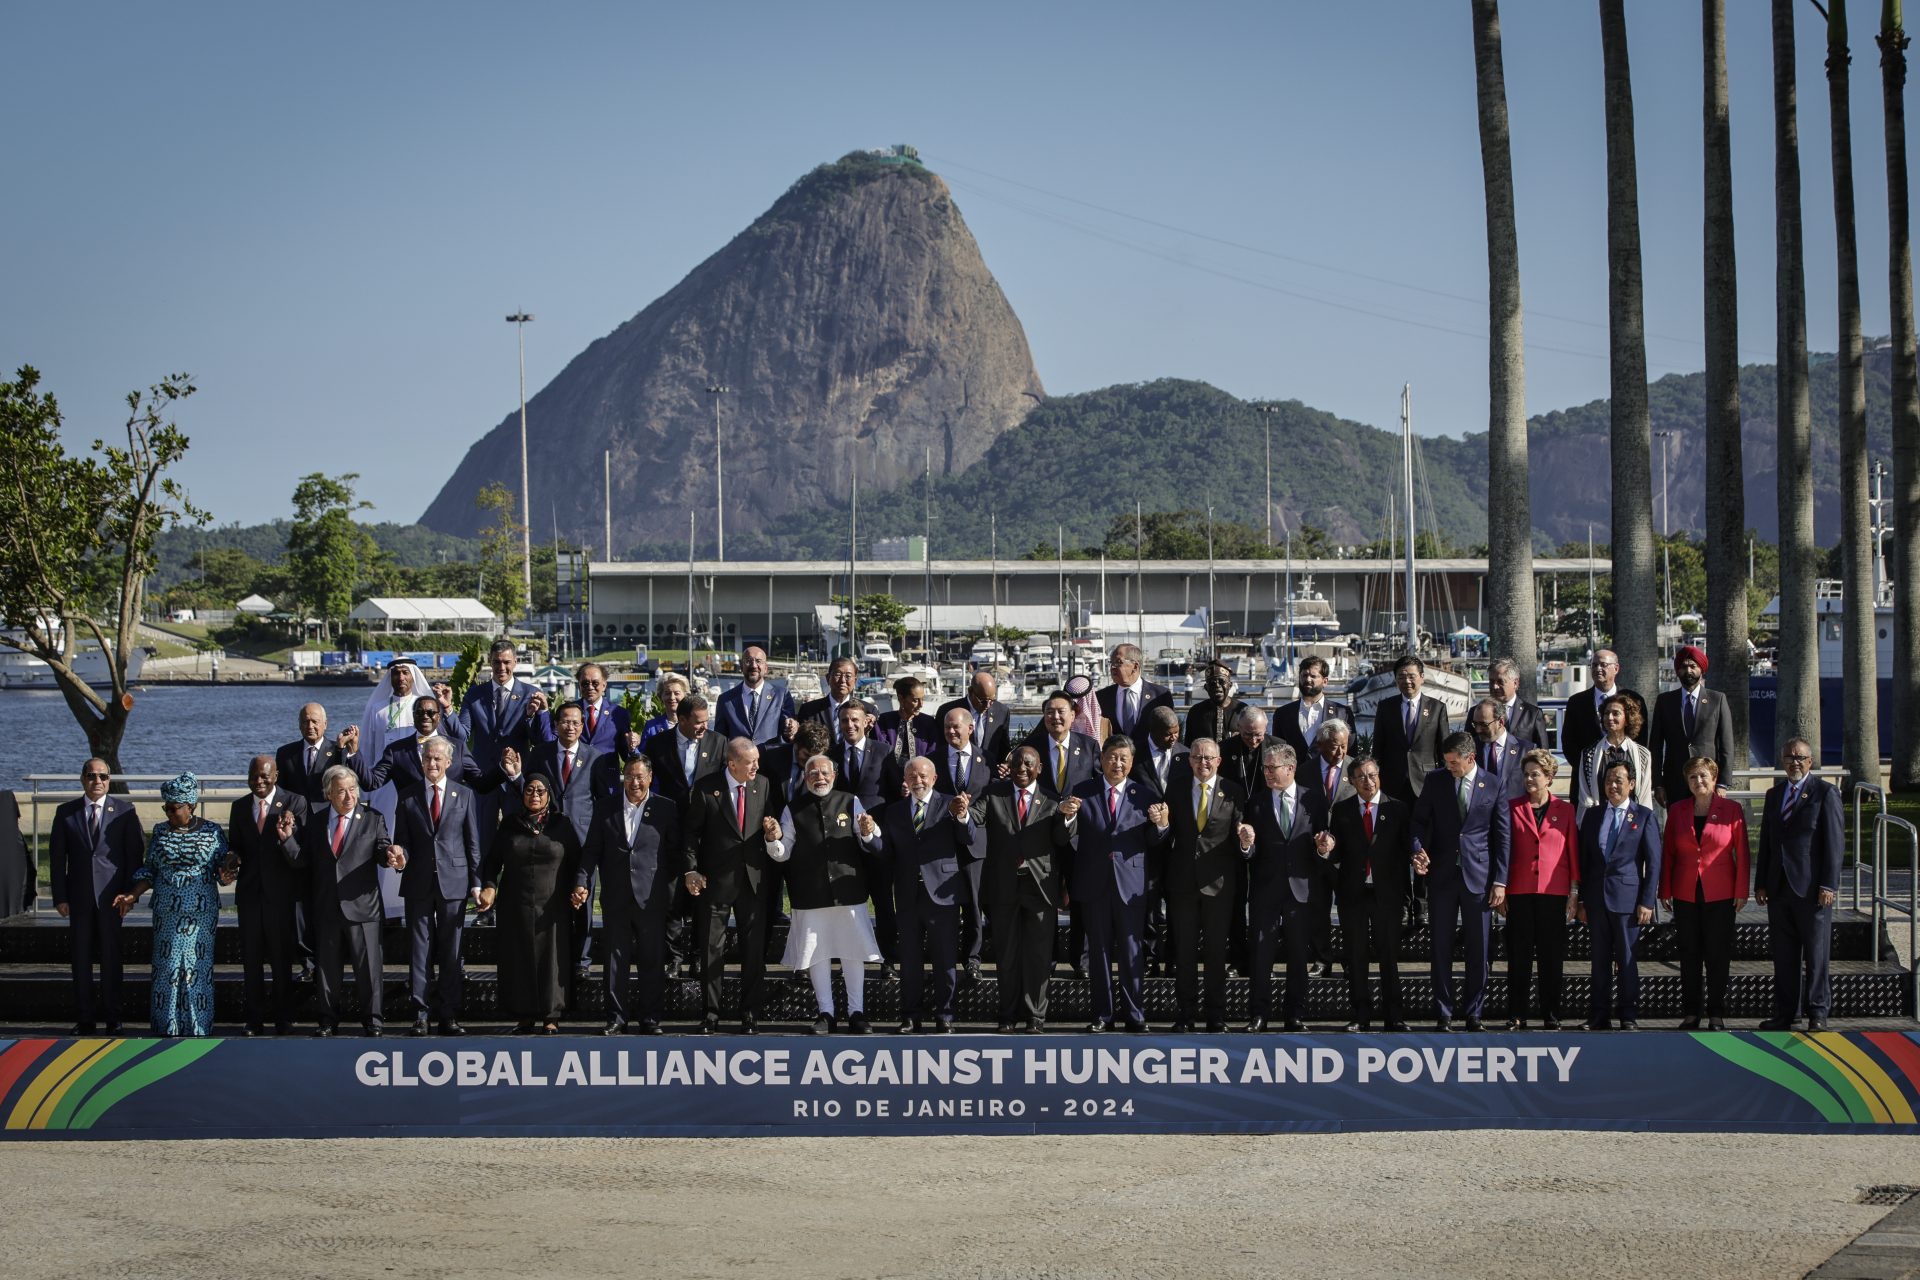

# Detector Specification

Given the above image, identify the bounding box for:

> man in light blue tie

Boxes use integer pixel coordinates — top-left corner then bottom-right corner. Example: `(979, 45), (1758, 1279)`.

(1755, 738), (1843, 1031)
(1410, 730), (1509, 1031)
(1573, 759), (1661, 1030)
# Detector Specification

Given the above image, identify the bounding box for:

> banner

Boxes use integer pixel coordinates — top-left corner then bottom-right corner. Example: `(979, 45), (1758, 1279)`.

(2, 1032), (1917, 1140)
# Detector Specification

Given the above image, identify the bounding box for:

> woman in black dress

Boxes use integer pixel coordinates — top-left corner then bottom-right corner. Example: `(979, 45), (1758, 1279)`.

(478, 775), (580, 1034)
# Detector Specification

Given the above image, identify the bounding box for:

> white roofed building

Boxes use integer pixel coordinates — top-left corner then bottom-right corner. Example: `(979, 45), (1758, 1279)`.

(347, 597), (502, 635)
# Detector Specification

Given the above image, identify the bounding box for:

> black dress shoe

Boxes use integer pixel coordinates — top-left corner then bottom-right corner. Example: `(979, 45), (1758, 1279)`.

(1386, 1020), (1411, 1033)
(1619, 1019), (1639, 1031)
(1206, 1020), (1228, 1034)
(1707, 1017), (1726, 1031)
(274, 1023), (294, 1037)
(411, 1017), (430, 1037)
(634, 1020), (662, 1035)
(1025, 1020), (1046, 1034)
(810, 1013), (835, 1036)
(1435, 1018), (1453, 1032)
(1245, 1017), (1268, 1033)
(740, 1014), (757, 1035)
(1758, 1016), (1794, 1032)
(363, 1024), (383, 1038)
(604, 1019), (626, 1037)
(1542, 1016), (1562, 1031)
(1677, 1016), (1702, 1031)
(575, 965), (592, 982)
(103, 1024), (123, 1035)
(847, 1012), (871, 1034)
(880, 961), (899, 982)
(242, 1026), (262, 1038)
(1345, 1021), (1369, 1033)
(1170, 1020), (1196, 1034)
(700, 1014), (721, 1035)
(1087, 1019), (1114, 1033)
(1586, 1019), (1612, 1031)
(540, 1023), (560, 1035)
(997, 1021), (1019, 1033)
(69, 1022), (97, 1036)
(1124, 1019), (1148, 1034)
(314, 1025), (336, 1038)
(1283, 1018), (1307, 1033)
(1307, 962), (1328, 979)
(1808, 1017), (1830, 1032)
(439, 1022), (466, 1037)
(933, 1018), (954, 1034)
(896, 1018), (921, 1035)
(965, 958), (983, 982)
(1465, 1018), (1485, 1033)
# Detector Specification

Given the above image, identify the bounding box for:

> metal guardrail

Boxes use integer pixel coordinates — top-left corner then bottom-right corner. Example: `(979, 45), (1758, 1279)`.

(1871, 813), (1920, 1016)
(1853, 782), (1887, 912)
(21, 774), (252, 914)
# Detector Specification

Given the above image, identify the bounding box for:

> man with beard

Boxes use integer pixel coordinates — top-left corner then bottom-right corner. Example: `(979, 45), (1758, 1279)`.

(771, 755), (880, 1035)
(1184, 661), (1247, 746)
(1648, 645), (1736, 808)
(1273, 656), (1354, 762)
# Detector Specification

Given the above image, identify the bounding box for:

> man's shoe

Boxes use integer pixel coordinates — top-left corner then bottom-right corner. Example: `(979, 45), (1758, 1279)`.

(411, 1016), (430, 1037)
(634, 1019), (662, 1035)
(1283, 1018), (1307, 1033)
(604, 1019), (626, 1037)
(996, 1021), (1019, 1033)
(1677, 1016), (1702, 1031)
(314, 1025), (336, 1038)
(574, 964), (592, 981)
(435, 1021), (465, 1037)
(1758, 1016), (1795, 1032)
(1465, 1018), (1485, 1033)
(810, 1013), (835, 1036)
(1619, 1019), (1639, 1031)
(1124, 1019), (1149, 1034)
(1586, 1019), (1612, 1031)
(700, 1014), (721, 1035)
(1345, 1021), (1369, 1033)
(1087, 1019), (1114, 1033)
(1205, 1019), (1228, 1034)
(1307, 962), (1328, 979)
(933, 1018), (954, 1034)
(242, 1025), (262, 1038)
(274, 1022), (294, 1037)
(1542, 1016), (1562, 1031)
(896, 1018), (922, 1035)
(739, 1014), (757, 1035)
(1386, 1020), (1411, 1033)
(847, 1012), (871, 1035)
(1170, 1020), (1196, 1034)
(1707, 1017), (1727, 1031)
(1245, 1017), (1268, 1033)
(965, 958), (982, 983)
(1435, 1018), (1454, 1033)
(1025, 1019), (1046, 1034)
(363, 1024), (383, 1038)
(879, 961), (899, 982)
(1808, 1016), (1831, 1032)
(69, 1022), (96, 1036)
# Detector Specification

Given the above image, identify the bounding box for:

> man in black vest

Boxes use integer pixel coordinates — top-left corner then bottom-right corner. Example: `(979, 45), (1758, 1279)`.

(771, 754), (880, 1034)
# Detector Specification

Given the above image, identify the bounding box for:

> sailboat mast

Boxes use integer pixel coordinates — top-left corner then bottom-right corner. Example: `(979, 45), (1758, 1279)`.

(1401, 383), (1418, 653)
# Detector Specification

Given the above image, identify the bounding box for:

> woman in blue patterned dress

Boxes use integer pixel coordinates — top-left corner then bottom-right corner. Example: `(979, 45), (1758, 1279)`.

(124, 774), (232, 1037)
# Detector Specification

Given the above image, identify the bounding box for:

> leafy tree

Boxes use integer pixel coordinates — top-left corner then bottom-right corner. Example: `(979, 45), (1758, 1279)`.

(475, 482), (527, 623)
(0, 366), (208, 769)
(285, 473), (381, 638)
(828, 592), (913, 643)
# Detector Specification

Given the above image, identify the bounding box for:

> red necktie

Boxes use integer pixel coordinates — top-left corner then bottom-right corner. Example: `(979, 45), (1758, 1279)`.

(330, 816), (346, 858)
(588, 705), (599, 737)
(735, 784), (747, 832)
(1325, 763), (1337, 796)
(431, 786), (442, 828)
(255, 799), (267, 833)
(1016, 790), (1029, 826)
(1107, 787), (1119, 821)
(563, 752), (573, 787)
(1362, 802), (1374, 881)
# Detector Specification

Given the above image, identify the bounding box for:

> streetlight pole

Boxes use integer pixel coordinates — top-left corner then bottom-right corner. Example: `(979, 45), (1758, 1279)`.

(1655, 428), (1672, 624)
(1254, 403), (1279, 546)
(706, 384), (730, 560)
(506, 311), (534, 619)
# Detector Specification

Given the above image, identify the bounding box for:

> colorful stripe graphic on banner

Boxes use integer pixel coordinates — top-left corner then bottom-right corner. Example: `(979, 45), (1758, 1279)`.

(1690, 1031), (1920, 1125)
(0, 1039), (223, 1132)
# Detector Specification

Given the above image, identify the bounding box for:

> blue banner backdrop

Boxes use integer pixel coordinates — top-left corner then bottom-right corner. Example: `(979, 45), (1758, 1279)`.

(2, 1032), (1917, 1140)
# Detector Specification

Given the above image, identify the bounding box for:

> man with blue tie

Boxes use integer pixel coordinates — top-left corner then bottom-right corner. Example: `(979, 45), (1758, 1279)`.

(579, 756), (681, 1035)
(48, 759), (145, 1034)
(1411, 730), (1511, 1031)
(835, 702), (902, 973)
(643, 694), (725, 808)
(1574, 759), (1662, 1030)
(1466, 699), (1532, 803)
(935, 704), (993, 980)
(388, 738), (483, 1036)
(863, 757), (973, 1033)
(1097, 644), (1174, 754)
(1755, 738), (1844, 1031)
(1060, 736), (1172, 1033)
(715, 644), (797, 748)
(1245, 744), (1334, 1031)
(461, 639), (543, 829)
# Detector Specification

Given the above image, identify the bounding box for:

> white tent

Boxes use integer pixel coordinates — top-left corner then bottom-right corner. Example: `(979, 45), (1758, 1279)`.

(347, 597), (502, 634)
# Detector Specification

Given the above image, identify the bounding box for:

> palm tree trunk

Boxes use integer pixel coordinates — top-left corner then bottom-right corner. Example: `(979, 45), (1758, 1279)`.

(1599, 0), (1659, 701)
(1882, 2), (1920, 788)
(1703, 0), (1750, 765)
(1774, 0), (1820, 759)
(1822, 0), (1880, 788)
(1472, 0), (1537, 700)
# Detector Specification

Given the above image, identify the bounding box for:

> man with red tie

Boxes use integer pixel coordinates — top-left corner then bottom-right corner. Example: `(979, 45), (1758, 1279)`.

(972, 747), (1070, 1032)
(226, 755), (310, 1035)
(389, 738), (484, 1036)
(682, 738), (779, 1033)
(286, 766), (403, 1037)
(1325, 757), (1414, 1031)
(1060, 736), (1172, 1033)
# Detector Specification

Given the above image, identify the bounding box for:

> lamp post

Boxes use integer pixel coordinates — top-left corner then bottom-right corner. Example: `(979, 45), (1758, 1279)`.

(1655, 428), (1673, 624)
(706, 384), (730, 560)
(1254, 403), (1280, 546)
(506, 311), (534, 619)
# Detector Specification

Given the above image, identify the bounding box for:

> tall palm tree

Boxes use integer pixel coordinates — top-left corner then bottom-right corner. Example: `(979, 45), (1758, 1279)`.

(1817, 0), (1881, 787)
(1473, 0), (1536, 698)
(1703, 0), (1750, 760)
(1599, 0), (1659, 700)
(1882, 1), (1920, 788)
(1774, 0), (1819, 757)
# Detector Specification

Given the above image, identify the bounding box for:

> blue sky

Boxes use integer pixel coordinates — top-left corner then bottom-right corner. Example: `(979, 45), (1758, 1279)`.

(4, 1), (1913, 529)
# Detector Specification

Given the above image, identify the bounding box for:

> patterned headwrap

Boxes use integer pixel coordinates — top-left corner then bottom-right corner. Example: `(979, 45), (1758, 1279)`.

(160, 772), (200, 806)
(1063, 675), (1101, 740)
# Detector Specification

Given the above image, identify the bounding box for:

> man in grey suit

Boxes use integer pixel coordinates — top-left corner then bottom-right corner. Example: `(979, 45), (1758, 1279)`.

(389, 739), (483, 1036)
(1487, 658), (1544, 754)
(1755, 739), (1844, 1031)
(286, 766), (402, 1036)
(1648, 645), (1736, 807)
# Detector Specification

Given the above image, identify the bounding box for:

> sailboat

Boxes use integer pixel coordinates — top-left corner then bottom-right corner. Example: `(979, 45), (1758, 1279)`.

(1348, 384), (1476, 733)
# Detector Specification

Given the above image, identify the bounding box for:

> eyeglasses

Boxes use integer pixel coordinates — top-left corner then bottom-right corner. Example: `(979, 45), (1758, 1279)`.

(1785, 753), (1813, 763)
(82, 772), (109, 782)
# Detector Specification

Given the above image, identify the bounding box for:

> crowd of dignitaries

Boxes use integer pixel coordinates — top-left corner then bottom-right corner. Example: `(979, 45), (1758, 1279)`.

(42, 637), (1844, 1039)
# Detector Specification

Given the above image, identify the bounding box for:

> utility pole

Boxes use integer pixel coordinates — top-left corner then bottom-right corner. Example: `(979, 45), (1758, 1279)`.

(506, 311), (534, 618)
(706, 384), (729, 561)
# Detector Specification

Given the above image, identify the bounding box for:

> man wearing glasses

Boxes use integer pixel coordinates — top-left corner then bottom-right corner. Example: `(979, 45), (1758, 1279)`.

(47, 760), (144, 1033)
(1755, 738), (1843, 1031)
(536, 662), (631, 755)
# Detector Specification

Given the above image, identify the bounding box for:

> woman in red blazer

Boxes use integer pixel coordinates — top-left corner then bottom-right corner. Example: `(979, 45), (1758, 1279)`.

(1501, 749), (1579, 1029)
(1660, 755), (1750, 1030)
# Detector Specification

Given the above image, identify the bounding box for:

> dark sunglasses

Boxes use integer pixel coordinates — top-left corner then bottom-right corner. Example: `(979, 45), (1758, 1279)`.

(82, 771), (109, 781)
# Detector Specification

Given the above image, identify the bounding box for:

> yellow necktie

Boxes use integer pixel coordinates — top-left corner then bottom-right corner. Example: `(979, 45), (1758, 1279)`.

(1197, 782), (1210, 829)
(1055, 743), (1067, 792)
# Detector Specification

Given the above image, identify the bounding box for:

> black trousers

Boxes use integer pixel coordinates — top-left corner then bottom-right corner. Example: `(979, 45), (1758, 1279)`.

(67, 893), (125, 1028)
(991, 892), (1054, 1023)
(957, 856), (989, 966)
(897, 884), (960, 1019)
(696, 891), (766, 1019)
(237, 889), (298, 1029)
(314, 909), (384, 1028)
(1249, 898), (1313, 1021)
(1168, 889), (1236, 1023)
(1767, 890), (1832, 1020)
(1341, 885), (1404, 1025)
(603, 902), (668, 1025)
(1503, 892), (1568, 1023)
(861, 848), (899, 963)
(571, 867), (597, 970)
(1673, 891), (1736, 1018)
(1311, 862), (1339, 970)
(405, 893), (465, 1019)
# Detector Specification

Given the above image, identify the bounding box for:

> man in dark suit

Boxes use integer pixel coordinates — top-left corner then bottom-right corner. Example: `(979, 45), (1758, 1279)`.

(1648, 645), (1737, 808)
(1575, 759), (1662, 1030)
(1220, 706), (1272, 800)
(1326, 756), (1413, 1031)
(1301, 719), (1357, 977)
(682, 737), (779, 1032)
(532, 662), (631, 754)
(1410, 731), (1511, 1031)
(1755, 739), (1844, 1031)
(1132, 707), (1191, 800)
(227, 755), (310, 1035)
(1163, 738), (1256, 1032)
(644, 694), (726, 808)
(1466, 698), (1533, 803)
(973, 747), (1068, 1031)
(931, 702), (993, 974)
(349, 696), (487, 796)
(1559, 649), (1646, 799)
(509, 702), (612, 977)
(797, 658), (873, 744)
(580, 755), (682, 1034)
(875, 674), (940, 767)
(1184, 661), (1248, 747)
(1245, 743), (1334, 1031)
(275, 701), (350, 978)
(833, 701), (902, 971)
(1060, 736), (1172, 1032)
(715, 644), (797, 748)
(1488, 658), (1544, 753)
(1274, 656), (1355, 762)
(48, 758), (144, 1034)
(1026, 691), (1100, 798)
(286, 766), (402, 1036)
(1097, 643), (1174, 753)
(864, 757), (973, 1032)
(1372, 654), (1450, 927)
(389, 738), (483, 1036)
(936, 669), (1012, 767)
(461, 639), (544, 831)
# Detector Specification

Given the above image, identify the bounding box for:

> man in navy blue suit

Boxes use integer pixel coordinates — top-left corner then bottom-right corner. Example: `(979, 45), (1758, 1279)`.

(835, 702), (902, 972)
(48, 758), (144, 1034)
(1411, 730), (1511, 1031)
(1466, 698), (1533, 803)
(462, 639), (543, 831)
(1755, 738), (1844, 1031)
(531, 662), (631, 754)
(863, 757), (973, 1032)
(715, 644), (797, 748)
(933, 702), (993, 979)
(1060, 736), (1172, 1032)
(349, 696), (486, 796)
(1574, 758), (1661, 1030)
(579, 756), (682, 1035)
(1096, 643), (1174, 754)
(1245, 743), (1334, 1031)
(388, 738), (484, 1036)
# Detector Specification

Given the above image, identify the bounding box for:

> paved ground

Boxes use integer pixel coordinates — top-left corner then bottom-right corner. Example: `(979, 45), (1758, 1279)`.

(0, 1130), (1914, 1279)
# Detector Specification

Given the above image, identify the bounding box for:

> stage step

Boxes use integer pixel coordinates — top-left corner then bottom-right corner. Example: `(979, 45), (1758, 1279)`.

(1, 958), (1910, 1026)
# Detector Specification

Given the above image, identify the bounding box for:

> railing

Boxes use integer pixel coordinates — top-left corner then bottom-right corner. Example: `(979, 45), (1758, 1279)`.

(1852, 782), (1887, 912)
(1871, 813), (1919, 1016)
(22, 774), (252, 914)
